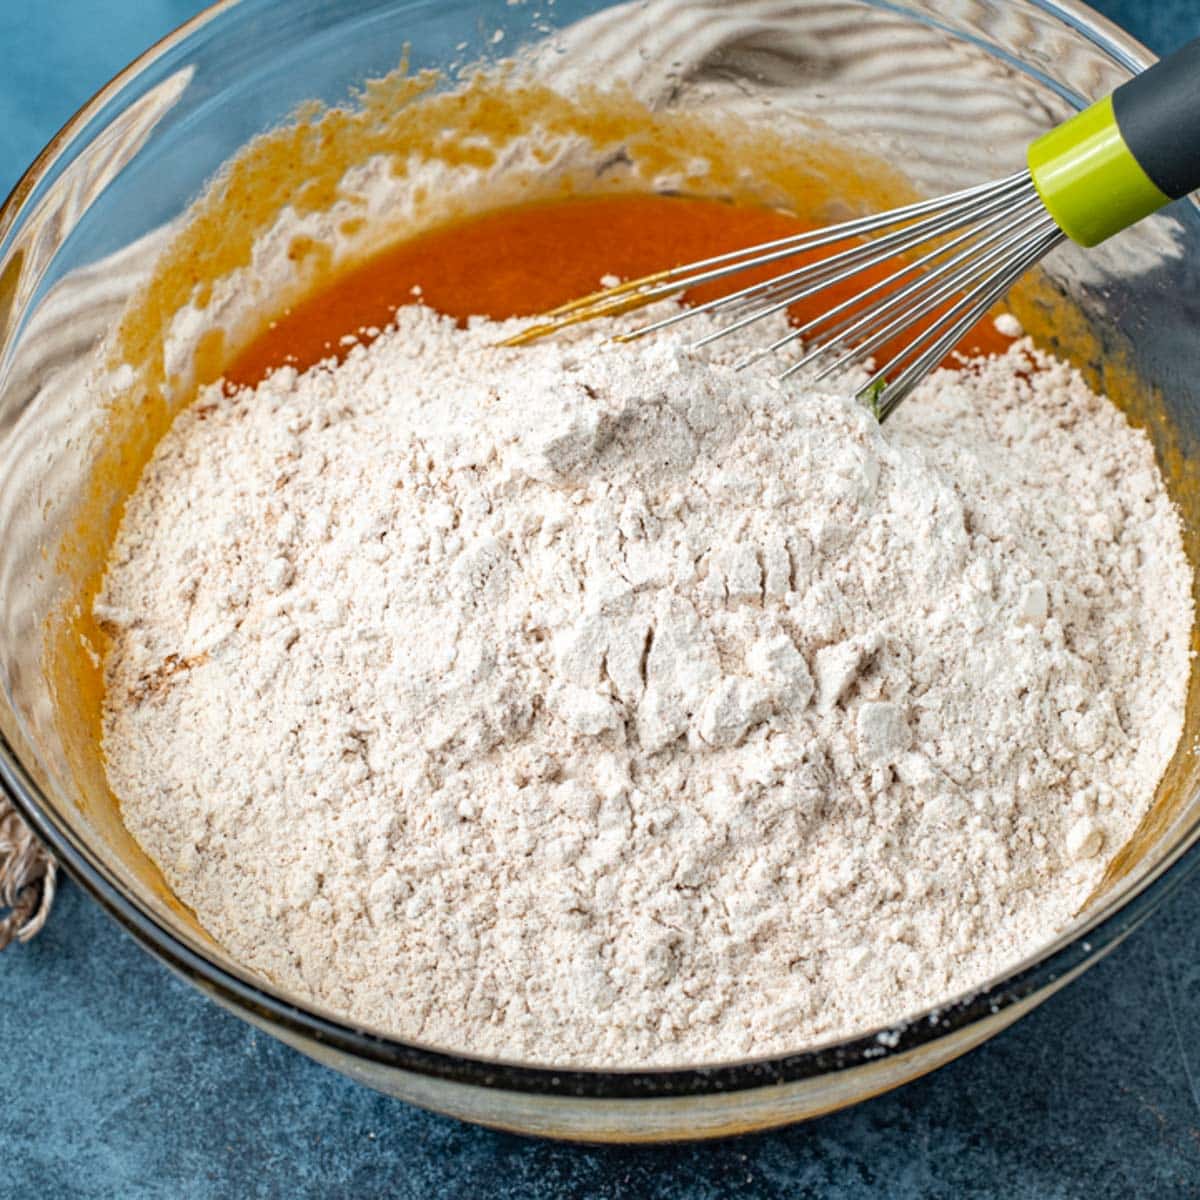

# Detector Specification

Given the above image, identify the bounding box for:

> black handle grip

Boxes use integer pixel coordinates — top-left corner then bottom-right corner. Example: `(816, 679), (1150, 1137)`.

(1111, 37), (1200, 201)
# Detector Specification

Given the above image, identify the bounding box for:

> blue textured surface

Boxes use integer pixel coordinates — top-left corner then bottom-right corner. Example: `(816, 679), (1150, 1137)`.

(2, 3), (1200, 1196)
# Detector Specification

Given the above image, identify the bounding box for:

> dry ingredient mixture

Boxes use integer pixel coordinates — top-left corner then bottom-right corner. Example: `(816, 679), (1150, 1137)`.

(97, 302), (1192, 1066)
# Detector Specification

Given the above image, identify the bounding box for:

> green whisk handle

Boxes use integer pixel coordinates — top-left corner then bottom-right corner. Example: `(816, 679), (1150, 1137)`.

(1028, 37), (1200, 247)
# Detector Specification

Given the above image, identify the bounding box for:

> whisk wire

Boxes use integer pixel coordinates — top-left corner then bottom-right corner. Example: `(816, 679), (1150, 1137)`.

(548, 170), (1030, 312)
(874, 223), (1064, 417)
(840, 217), (1056, 398)
(504, 171), (1035, 347)
(677, 199), (1011, 348)
(783, 201), (1055, 384)
(504, 170), (1066, 419)
(734, 191), (1048, 368)
(629, 181), (1033, 345)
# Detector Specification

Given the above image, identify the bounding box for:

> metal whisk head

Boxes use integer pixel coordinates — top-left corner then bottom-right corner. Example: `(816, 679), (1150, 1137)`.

(504, 171), (1065, 420)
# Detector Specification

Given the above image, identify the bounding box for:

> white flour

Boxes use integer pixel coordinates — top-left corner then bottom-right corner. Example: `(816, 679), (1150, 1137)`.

(98, 304), (1192, 1066)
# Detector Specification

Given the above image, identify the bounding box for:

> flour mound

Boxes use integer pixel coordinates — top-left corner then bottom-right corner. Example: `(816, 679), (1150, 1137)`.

(98, 304), (1192, 1067)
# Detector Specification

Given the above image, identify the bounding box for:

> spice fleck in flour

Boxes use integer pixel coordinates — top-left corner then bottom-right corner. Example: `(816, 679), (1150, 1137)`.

(98, 304), (1192, 1066)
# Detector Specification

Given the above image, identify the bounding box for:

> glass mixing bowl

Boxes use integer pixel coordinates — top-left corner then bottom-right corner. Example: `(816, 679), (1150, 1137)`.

(2, 0), (1199, 1143)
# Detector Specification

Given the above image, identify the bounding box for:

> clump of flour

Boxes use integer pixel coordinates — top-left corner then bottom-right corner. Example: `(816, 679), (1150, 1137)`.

(97, 303), (1192, 1066)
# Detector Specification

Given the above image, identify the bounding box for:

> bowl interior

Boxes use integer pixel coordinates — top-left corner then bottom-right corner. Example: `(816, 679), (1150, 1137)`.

(2, 0), (1199, 1086)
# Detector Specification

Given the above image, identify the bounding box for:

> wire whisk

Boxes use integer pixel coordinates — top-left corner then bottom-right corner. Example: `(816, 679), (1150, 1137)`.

(505, 37), (1200, 420)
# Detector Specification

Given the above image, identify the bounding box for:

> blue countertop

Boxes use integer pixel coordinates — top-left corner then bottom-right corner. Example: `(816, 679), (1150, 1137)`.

(3, 3), (1200, 1196)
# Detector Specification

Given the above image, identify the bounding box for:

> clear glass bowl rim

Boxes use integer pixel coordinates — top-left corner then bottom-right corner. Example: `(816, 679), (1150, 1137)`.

(2, 0), (1198, 1100)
